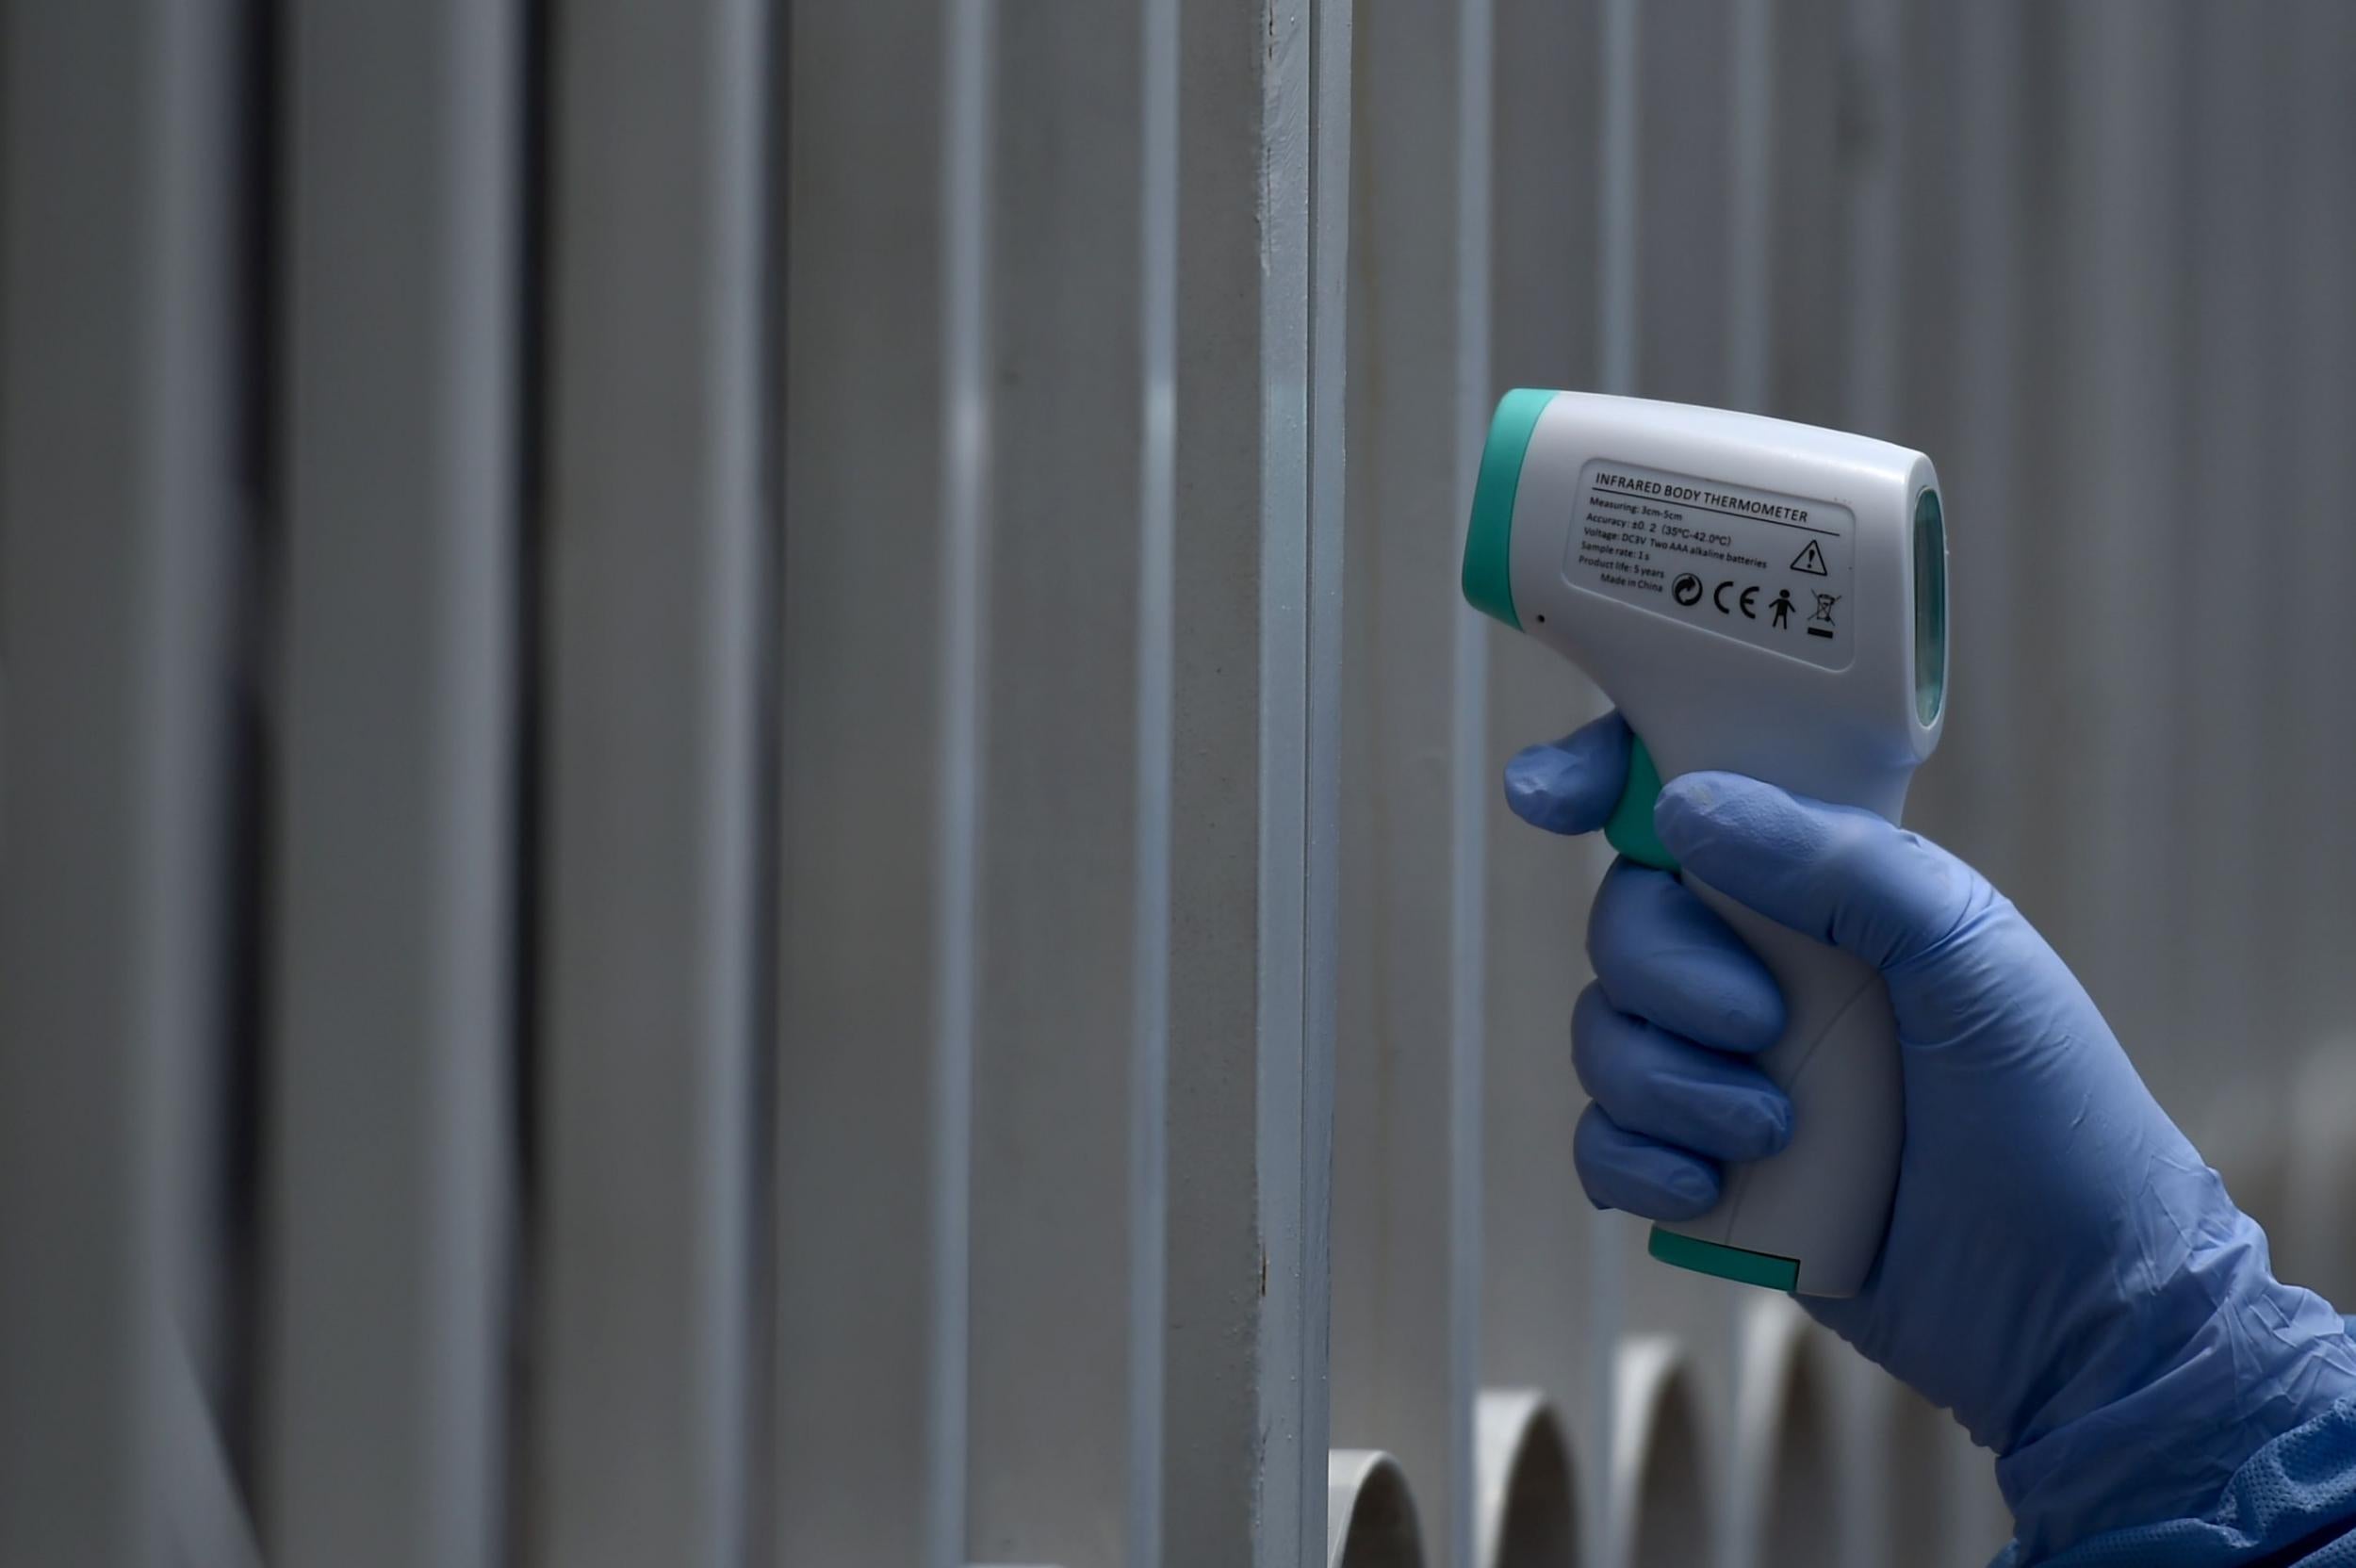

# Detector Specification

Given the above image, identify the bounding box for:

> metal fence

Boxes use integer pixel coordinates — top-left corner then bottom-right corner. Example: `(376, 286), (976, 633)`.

(3, 1), (2352, 1565)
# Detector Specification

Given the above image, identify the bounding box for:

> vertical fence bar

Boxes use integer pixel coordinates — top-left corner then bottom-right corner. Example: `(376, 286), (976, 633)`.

(1631, 0), (1730, 410)
(1332, 0), (1487, 1549)
(2048, 1), (2185, 1103)
(266, 2), (521, 1563)
(1724, 7), (1841, 1568)
(1829, 4), (1906, 1563)
(2176, 0), (2282, 1225)
(2281, 7), (2356, 1078)
(1724, 12), (1769, 1568)
(772, 0), (991, 1560)
(1249, 76), (1315, 1549)
(1304, 0), (1354, 1538)
(1913, 0), (2025, 901)
(963, 0), (1149, 1560)
(1894, 2), (2020, 1558)
(0, 3), (239, 1563)
(1621, 7), (1743, 1562)
(1260, 19), (1321, 1539)
(2252, 10), (2322, 1144)
(1761, 0), (1841, 431)
(1432, 0), (1489, 1535)
(1837, 0), (1901, 441)
(1590, 2), (1640, 1560)
(1129, 0), (1182, 1556)
(1986, 0), (2069, 950)
(530, 0), (768, 1561)
(1724, 0), (1773, 416)
(1882, 0), (1961, 847)
(1159, 0), (1333, 1559)
(1479, 0), (1603, 1490)
(2248, 14), (2332, 1251)
(1447, 0), (1494, 1545)
(927, 10), (995, 1558)
(2280, 0), (2356, 1285)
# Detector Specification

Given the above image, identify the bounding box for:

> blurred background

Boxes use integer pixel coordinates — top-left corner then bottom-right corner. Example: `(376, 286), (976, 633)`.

(4, 1), (2352, 1566)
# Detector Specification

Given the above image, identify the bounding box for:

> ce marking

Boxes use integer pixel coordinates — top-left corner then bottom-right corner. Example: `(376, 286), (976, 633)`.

(1712, 580), (1760, 620)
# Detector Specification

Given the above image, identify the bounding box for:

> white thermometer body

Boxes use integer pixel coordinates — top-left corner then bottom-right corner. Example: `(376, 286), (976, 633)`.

(1464, 389), (1948, 1298)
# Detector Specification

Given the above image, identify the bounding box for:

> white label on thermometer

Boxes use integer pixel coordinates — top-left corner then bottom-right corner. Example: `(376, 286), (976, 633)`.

(1562, 458), (1857, 671)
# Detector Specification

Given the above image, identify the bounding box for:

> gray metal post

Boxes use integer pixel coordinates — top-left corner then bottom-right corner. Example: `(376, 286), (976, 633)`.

(772, 0), (993, 1561)
(1632, 0), (1732, 412)
(2176, 0), (2282, 1209)
(1761, 0), (1842, 432)
(1305, 0), (1356, 1549)
(1479, 0), (1606, 1490)
(265, 3), (522, 1564)
(0, 3), (239, 1564)
(1331, 0), (1495, 1556)
(1905, 0), (2027, 899)
(1159, 0), (1344, 1560)
(1590, 1), (1641, 1558)
(530, 0), (769, 1562)
(2281, 3), (2356, 1057)
(1828, 7), (1908, 1563)
(2048, 1), (2187, 1102)
(1619, 7), (1743, 1561)
(1890, 1), (2022, 1556)
(964, 0), (1154, 1560)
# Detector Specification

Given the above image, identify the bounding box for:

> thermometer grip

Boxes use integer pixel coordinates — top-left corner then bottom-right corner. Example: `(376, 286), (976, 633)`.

(1649, 880), (1904, 1298)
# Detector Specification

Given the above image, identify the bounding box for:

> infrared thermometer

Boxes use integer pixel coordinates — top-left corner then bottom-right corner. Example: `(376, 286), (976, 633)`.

(1464, 389), (1948, 1298)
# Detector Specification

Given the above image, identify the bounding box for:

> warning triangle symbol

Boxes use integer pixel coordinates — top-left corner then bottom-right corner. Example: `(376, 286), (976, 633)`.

(1790, 539), (1830, 576)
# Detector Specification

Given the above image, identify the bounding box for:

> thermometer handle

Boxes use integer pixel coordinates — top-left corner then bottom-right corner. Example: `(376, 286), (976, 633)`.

(1649, 881), (1903, 1298)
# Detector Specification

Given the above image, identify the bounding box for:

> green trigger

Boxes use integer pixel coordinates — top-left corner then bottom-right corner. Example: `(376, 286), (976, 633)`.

(1605, 732), (1678, 872)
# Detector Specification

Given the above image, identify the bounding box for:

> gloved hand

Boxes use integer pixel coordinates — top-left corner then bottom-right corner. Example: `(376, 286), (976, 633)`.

(1506, 710), (2356, 1562)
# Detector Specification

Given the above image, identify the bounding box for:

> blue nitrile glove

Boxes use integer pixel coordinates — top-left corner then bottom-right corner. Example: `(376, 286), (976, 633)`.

(1505, 710), (2356, 1564)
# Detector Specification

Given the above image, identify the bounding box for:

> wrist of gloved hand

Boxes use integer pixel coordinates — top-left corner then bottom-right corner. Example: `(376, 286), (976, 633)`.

(1993, 1213), (2356, 1562)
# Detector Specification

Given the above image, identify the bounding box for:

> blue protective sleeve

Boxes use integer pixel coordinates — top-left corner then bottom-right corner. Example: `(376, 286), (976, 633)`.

(2002, 1394), (2356, 1568)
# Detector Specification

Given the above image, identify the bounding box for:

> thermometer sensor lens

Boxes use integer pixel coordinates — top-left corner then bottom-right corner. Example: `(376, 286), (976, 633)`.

(1914, 488), (1947, 727)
